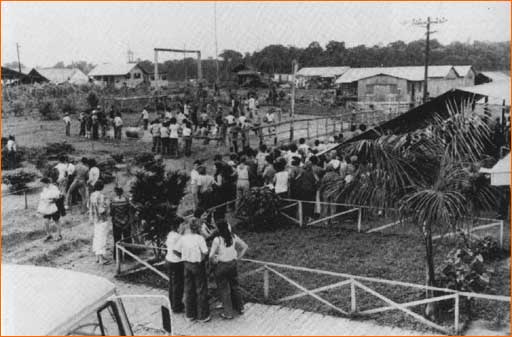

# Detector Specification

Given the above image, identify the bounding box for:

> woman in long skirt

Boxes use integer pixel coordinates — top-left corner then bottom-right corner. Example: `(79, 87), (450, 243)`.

(90, 180), (110, 265)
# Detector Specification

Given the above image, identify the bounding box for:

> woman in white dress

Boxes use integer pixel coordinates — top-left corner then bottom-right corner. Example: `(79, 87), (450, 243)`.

(37, 177), (63, 242)
(90, 180), (110, 265)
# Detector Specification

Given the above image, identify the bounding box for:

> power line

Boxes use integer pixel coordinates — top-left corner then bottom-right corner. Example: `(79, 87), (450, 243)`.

(411, 17), (447, 103)
(16, 43), (22, 73)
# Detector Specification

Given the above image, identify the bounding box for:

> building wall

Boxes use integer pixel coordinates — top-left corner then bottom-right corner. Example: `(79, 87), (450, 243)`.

(69, 71), (90, 85)
(357, 75), (409, 102)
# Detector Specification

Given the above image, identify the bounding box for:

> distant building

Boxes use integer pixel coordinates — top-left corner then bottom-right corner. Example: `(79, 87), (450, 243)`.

(88, 63), (148, 88)
(296, 66), (350, 88)
(453, 65), (477, 87)
(27, 68), (90, 85)
(335, 65), (472, 105)
(475, 71), (510, 85)
(272, 73), (293, 83)
(2, 66), (29, 85)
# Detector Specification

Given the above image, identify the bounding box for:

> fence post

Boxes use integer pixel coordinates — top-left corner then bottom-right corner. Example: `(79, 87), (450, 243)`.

(24, 191), (28, 209)
(499, 220), (504, 249)
(350, 279), (357, 313)
(316, 119), (319, 139)
(263, 267), (270, 300)
(324, 118), (328, 137)
(454, 294), (460, 334)
(357, 208), (362, 233)
(298, 201), (303, 227)
(306, 119), (310, 139)
(116, 244), (121, 275)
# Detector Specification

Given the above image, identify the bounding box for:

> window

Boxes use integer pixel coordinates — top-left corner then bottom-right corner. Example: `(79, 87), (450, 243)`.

(133, 72), (141, 79)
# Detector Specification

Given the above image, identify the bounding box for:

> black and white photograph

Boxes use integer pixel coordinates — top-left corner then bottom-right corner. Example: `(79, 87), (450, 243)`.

(1, 1), (511, 335)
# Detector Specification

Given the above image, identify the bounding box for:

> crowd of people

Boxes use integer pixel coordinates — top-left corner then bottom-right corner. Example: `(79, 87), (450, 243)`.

(189, 137), (359, 225)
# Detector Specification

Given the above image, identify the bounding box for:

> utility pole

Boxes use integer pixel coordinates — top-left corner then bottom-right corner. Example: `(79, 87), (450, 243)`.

(214, 2), (220, 87)
(412, 17), (446, 103)
(290, 59), (298, 142)
(16, 43), (22, 73)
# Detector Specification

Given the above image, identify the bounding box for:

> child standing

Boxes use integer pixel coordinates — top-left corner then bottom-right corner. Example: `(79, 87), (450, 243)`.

(150, 119), (162, 153)
(160, 121), (170, 155)
(166, 220), (185, 314)
(63, 113), (72, 136)
(169, 117), (180, 158)
(182, 122), (193, 157)
(37, 177), (63, 242)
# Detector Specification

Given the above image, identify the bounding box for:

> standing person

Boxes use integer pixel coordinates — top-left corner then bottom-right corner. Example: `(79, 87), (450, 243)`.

(209, 219), (248, 319)
(196, 166), (215, 211)
(141, 107), (150, 130)
(160, 121), (170, 156)
(78, 111), (86, 137)
(262, 155), (276, 186)
(256, 144), (269, 177)
(110, 187), (131, 260)
(190, 160), (202, 210)
(37, 177), (63, 242)
(236, 156), (250, 208)
(63, 113), (72, 136)
(169, 117), (180, 158)
(65, 157), (89, 212)
(113, 113), (123, 140)
(55, 155), (70, 194)
(294, 161), (317, 224)
(165, 220), (185, 314)
(90, 181), (110, 265)
(150, 119), (162, 154)
(85, 112), (92, 139)
(5, 135), (16, 170)
(173, 218), (211, 323)
(309, 156), (325, 218)
(182, 121), (193, 157)
(319, 165), (339, 224)
(273, 159), (289, 198)
(87, 159), (100, 196)
(91, 111), (99, 140)
(213, 161), (231, 219)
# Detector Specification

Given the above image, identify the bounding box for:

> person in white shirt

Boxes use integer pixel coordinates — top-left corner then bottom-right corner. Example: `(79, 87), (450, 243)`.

(37, 177), (63, 242)
(298, 138), (309, 157)
(160, 122), (170, 155)
(236, 156), (250, 209)
(182, 122), (193, 157)
(190, 160), (202, 209)
(55, 155), (70, 193)
(113, 113), (123, 140)
(165, 110), (173, 120)
(150, 119), (162, 153)
(173, 219), (211, 322)
(169, 118), (180, 158)
(87, 158), (100, 193)
(141, 108), (149, 130)
(273, 159), (289, 197)
(248, 96), (256, 115)
(209, 219), (248, 319)
(63, 113), (72, 136)
(165, 221), (186, 313)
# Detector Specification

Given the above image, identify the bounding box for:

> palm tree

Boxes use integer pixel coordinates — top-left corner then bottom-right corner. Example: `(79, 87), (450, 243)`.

(333, 100), (496, 319)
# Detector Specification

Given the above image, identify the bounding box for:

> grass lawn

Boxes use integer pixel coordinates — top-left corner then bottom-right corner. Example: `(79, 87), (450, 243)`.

(119, 218), (510, 334)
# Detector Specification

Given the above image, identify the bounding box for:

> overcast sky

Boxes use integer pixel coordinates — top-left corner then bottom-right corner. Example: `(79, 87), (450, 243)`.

(2, 1), (510, 68)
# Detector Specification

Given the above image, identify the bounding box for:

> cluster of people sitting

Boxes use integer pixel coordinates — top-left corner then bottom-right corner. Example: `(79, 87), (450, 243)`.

(190, 137), (359, 225)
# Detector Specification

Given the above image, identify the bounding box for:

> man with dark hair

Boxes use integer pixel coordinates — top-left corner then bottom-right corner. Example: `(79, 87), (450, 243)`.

(65, 157), (89, 213)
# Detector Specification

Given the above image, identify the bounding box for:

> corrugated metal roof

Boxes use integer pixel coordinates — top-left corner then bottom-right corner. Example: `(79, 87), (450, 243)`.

(457, 80), (510, 105)
(296, 66), (350, 78)
(89, 63), (140, 76)
(35, 68), (88, 84)
(479, 71), (510, 82)
(336, 65), (455, 83)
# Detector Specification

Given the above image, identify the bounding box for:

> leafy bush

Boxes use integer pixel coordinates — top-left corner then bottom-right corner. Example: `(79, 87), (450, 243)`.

(471, 236), (501, 261)
(133, 152), (157, 168)
(2, 168), (39, 193)
(1, 146), (25, 170)
(110, 153), (124, 164)
(236, 186), (282, 231)
(87, 91), (99, 109)
(130, 155), (188, 256)
(39, 100), (59, 120)
(58, 97), (78, 114)
(97, 157), (117, 184)
(24, 142), (75, 170)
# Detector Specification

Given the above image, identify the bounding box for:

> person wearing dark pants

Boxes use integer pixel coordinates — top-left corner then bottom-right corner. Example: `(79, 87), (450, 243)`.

(165, 221), (185, 313)
(110, 187), (131, 260)
(209, 219), (248, 319)
(174, 219), (210, 322)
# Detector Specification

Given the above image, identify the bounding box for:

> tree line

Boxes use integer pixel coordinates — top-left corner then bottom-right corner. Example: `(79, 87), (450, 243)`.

(6, 39), (509, 83)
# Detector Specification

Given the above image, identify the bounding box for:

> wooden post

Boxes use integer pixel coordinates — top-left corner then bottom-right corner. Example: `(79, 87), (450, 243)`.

(116, 244), (121, 275)
(324, 118), (328, 137)
(306, 119), (310, 139)
(357, 208), (362, 233)
(263, 267), (270, 300)
(290, 60), (298, 142)
(298, 200), (304, 227)
(499, 220), (504, 249)
(350, 279), (357, 313)
(24, 191), (28, 209)
(316, 119), (319, 139)
(454, 294), (460, 334)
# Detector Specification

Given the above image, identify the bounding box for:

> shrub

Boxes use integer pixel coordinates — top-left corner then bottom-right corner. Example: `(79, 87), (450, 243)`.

(97, 157), (117, 184)
(87, 91), (99, 109)
(1, 147), (25, 170)
(2, 168), (39, 193)
(39, 100), (59, 120)
(24, 142), (75, 170)
(236, 186), (282, 231)
(130, 157), (188, 257)
(471, 236), (501, 261)
(133, 152), (156, 168)
(44, 142), (75, 158)
(58, 97), (78, 114)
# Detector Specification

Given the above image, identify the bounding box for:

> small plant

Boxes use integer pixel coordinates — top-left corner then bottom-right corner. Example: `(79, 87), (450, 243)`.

(236, 186), (282, 231)
(110, 153), (124, 164)
(2, 168), (39, 193)
(133, 152), (157, 168)
(58, 97), (78, 114)
(97, 157), (117, 184)
(44, 142), (75, 158)
(471, 236), (501, 261)
(39, 100), (59, 120)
